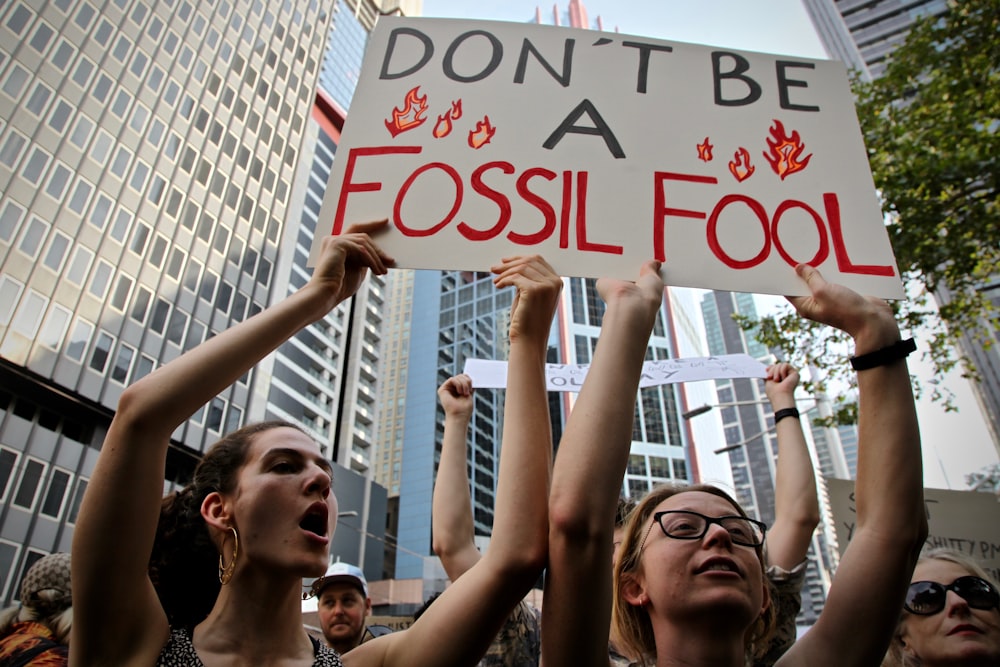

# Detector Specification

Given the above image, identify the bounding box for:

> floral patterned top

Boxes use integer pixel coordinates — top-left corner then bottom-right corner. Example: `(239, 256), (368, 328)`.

(156, 626), (343, 666)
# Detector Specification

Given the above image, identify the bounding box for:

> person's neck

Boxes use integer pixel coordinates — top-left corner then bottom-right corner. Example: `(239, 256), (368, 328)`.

(193, 577), (315, 663)
(653, 620), (747, 667)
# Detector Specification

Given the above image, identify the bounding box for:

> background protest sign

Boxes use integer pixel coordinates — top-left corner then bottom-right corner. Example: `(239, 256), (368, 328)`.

(827, 478), (1000, 582)
(464, 354), (766, 392)
(313, 17), (904, 298)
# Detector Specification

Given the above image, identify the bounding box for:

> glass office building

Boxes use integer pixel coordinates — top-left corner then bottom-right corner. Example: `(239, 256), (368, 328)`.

(0, 0), (332, 606)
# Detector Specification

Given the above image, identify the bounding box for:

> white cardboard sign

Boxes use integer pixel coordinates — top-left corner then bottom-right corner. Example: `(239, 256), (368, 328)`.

(313, 17), (903, 298)
(827, 478), (1000, 583)
(463, 354), (766, 392)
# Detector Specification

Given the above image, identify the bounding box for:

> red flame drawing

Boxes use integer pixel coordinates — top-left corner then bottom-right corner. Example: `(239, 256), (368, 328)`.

(432, 99), (463, 139)
(468, 115), (496, 149)
(697, 137), (713, 162)
(729, 147), (755, 182)
(763, 119), (812, 180)
(384, 86), (428, 137)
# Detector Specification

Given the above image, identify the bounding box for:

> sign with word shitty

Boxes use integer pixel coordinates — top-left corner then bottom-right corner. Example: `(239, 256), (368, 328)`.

(312, 17), (903, 298)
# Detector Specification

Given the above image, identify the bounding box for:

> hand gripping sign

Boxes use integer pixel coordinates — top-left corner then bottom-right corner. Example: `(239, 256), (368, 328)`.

(312, 17), (904, 298)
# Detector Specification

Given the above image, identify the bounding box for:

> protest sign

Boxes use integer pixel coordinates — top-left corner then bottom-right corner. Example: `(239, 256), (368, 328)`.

(827, 478), (1000, 582)
(463, 353), (766, 392)
(313, 17), (904, 298)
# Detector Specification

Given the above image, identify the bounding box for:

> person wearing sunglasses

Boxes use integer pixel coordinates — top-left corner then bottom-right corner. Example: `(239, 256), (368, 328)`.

(543, 262), (927, 667)
(883, 548), (1000, 667)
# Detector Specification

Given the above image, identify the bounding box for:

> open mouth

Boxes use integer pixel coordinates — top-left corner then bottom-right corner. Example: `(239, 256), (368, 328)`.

(300, 503), (329, 538)
(696, 557), (741, 576)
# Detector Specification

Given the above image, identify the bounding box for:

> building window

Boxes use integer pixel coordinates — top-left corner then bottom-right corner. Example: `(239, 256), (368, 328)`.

(66, 478), (88, 524)
(88, 193), (112, 230)
(89, 331), (114, 372)
(65, 318), (94, 362)
(67, 178), (94, 215)
(21, 147), (51, 185)
(24, 81), (53, 117)
(87, 260), (113, 299)
(207, 398), (226, 433)
(38, 305), (70, 350)
(17, 216), (48, 259)
(133, 355), (155, 382)
(40, 469), (71, 518)
(1, 64), (30, 100)
(110, 274), (133, 311)
(8, 289), (45, 338)
(130, 286), (152, 323)
(13, 459), (46, 510)
(109, 207), (133, 243)
(0, 130), (28, 169)
(148, 235), (167, 268)
(66, 246), (93, 285)
(44, 162), (72, 201)
(110, 343), (135, 384)
(0, 448), (18, 502)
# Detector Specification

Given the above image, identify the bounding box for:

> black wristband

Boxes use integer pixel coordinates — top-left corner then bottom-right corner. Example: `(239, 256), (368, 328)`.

(850, 337), (916, 371)
(773, 407), (800, 425)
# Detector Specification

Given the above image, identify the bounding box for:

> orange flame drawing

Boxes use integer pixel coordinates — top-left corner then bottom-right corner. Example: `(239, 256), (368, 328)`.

(433, 112), (453, 138)
(729, 147), (755, 182)
(384, 86), (428, 137)
(697, 137), (713, 162)
(763, 119), (812, 180)
(468, 115), (496, 149)
(432, 99), (464, 139)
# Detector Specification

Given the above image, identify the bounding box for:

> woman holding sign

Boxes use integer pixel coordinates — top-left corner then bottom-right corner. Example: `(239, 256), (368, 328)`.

(542, 262), (927, 667)
(69, 220), (561, 667)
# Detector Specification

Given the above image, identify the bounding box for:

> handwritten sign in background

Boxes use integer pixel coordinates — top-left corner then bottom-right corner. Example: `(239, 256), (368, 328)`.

(463, 354), (767, 392)
(827, 478), (1000, 583)
(314, 17), (904, 298)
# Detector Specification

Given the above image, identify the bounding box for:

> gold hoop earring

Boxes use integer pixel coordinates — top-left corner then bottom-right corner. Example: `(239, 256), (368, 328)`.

(219, 526), (239, 585)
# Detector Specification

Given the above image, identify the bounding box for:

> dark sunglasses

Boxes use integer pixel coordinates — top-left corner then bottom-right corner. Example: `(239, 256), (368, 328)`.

(904, 575), (1000, 615)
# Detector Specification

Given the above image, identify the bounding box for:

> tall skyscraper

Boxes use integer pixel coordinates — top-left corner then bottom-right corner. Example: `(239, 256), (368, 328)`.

(803, 0), (948, 79)
(0, 0), (334, 605)
(803, 0), (1000, 456)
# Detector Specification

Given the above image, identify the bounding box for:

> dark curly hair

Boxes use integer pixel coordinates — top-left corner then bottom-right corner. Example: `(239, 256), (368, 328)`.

(148, 420), (307, 628)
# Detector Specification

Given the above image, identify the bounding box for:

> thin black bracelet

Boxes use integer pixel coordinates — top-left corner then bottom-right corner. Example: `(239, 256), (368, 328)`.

(850, 337), (916, 371)
(773, 407), (800, 425)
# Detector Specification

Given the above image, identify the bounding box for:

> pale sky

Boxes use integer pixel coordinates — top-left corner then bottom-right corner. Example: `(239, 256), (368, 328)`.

(415, 0), (1000, 489)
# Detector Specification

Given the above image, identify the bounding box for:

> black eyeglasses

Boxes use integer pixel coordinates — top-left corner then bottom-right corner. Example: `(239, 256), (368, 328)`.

(904, 575), (1000, 615)
(650, 510), (766, 547)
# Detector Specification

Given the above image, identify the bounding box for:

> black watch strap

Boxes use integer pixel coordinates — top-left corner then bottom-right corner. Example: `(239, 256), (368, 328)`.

(850, 337), (916, 371)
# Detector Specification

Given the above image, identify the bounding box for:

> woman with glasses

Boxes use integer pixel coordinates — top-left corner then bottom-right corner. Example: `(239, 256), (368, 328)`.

(883, 548), (1000, 667)
(543, 262), (928, 667)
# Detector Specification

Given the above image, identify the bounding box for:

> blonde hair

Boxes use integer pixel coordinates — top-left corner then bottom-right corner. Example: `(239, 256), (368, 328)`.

(611, 483), (776, 666)
(882, 548), (1000, 667)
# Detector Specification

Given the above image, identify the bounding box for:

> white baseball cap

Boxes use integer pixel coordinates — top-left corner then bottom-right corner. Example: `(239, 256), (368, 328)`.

(310, 561), (368, 598)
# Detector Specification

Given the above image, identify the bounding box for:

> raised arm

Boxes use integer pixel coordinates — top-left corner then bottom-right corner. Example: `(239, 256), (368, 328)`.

(778, 264), (926, 667)
(349, 256), (560, 667)
(432, 374), (482, 581)
(764, 363), (820, 571)
(70, 223), (392, 667)
(544, 261), (664, 667)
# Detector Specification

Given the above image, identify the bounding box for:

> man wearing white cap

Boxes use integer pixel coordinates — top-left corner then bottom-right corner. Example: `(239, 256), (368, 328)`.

(309, 561), (387, 654)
